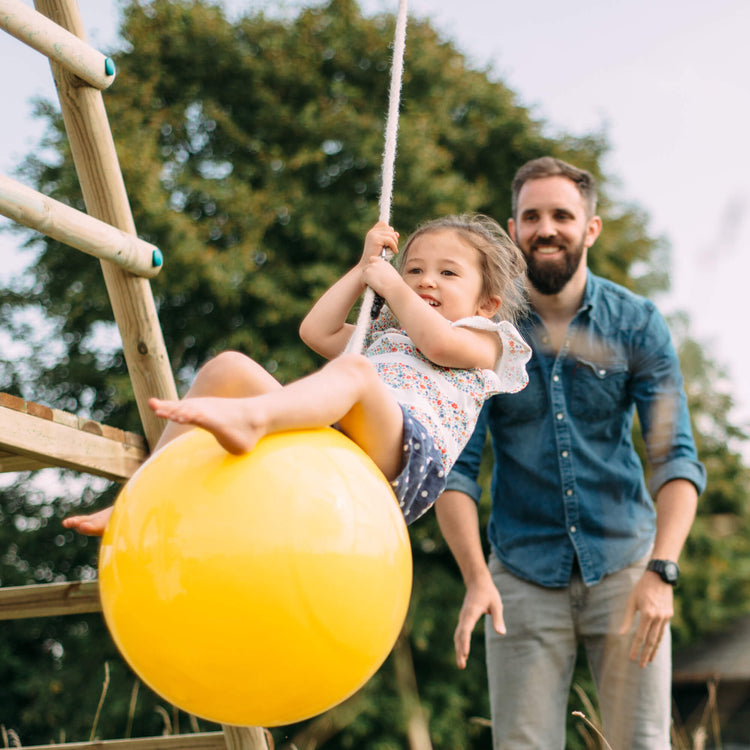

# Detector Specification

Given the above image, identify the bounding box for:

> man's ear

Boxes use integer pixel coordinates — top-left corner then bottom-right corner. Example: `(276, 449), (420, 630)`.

(477, 295), (502, 319)
(507, 217), (517, 242)
(584, 215), (602, 249)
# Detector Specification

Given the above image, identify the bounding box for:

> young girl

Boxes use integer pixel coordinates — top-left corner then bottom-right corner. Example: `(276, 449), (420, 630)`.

(64, 215), (530, 532)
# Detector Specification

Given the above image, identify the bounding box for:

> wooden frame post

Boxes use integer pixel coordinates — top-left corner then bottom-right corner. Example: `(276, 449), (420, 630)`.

(34, 0), (177, 450)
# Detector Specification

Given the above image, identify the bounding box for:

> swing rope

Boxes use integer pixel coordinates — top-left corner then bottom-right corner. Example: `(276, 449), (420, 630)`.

(345, 0), (408, 354)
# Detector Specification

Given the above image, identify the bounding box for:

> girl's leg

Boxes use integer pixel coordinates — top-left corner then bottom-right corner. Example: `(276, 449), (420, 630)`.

(151, 354), (406, 480)
(64, 351), (280, 535)
(151, 350), (281, 452)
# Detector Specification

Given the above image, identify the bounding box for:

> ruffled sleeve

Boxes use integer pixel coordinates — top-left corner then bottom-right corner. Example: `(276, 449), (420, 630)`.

(451, 316), (532, 394)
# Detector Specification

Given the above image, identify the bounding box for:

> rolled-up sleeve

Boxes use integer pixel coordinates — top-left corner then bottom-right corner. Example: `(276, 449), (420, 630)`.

(631, 304), (707, 497)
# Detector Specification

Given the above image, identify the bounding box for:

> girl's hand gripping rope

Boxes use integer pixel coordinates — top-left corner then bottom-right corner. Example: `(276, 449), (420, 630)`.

(370, 251), (388, 319)
(361, 223), (399, 317)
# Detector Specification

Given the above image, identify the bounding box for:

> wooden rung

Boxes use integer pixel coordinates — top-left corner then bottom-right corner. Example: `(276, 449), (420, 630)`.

(0, 0), (115, 89)
(17, 733), (228, 750)
(0, 580), (100, 620)
(0, 393), (148, 481)
(0, 174), (163, 278)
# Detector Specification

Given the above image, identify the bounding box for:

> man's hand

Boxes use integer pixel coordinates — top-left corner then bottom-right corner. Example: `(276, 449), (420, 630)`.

(454, 576), (506, 669)
(618, 571), (674, 667)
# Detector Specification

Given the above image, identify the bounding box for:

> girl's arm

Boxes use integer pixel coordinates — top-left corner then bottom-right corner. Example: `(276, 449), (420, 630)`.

(363, 258), (501, 370)
(299, 223), (400, 360)
(298, 265), (365, 359)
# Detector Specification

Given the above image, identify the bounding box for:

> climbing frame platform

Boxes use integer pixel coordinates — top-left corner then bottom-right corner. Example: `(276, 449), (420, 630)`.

(0, 392), (148, 480)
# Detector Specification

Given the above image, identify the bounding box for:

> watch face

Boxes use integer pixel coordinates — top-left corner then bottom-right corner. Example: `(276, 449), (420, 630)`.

(648, 559), (680, 584)
(663, 562), (679, 583)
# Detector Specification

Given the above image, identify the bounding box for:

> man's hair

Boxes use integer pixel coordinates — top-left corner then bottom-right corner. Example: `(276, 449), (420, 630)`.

(511, 157), (598, 218)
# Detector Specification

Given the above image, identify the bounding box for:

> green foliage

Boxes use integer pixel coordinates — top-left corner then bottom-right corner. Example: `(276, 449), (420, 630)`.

(1, 0), (748, 746)
(667, 315), (750, 646)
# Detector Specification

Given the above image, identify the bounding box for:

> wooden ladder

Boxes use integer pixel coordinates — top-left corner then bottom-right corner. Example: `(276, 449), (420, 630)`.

(0, 2), (268, 747)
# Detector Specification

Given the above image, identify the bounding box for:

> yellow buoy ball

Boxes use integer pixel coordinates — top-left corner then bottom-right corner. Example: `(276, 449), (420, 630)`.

(98, 427), (412, 727)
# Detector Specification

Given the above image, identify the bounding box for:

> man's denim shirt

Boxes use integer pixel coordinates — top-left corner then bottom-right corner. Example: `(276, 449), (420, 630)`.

(446, 271), (706, 588)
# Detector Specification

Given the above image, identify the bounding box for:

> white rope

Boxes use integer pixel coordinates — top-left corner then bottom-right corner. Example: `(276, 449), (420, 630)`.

(345, 0), (408, 354)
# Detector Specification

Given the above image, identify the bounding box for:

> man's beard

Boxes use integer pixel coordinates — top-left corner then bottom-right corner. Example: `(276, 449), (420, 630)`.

(524, 236), (585, 295)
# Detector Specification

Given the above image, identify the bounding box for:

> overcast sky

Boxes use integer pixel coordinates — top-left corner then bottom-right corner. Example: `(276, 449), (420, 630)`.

(2, 0), (749, 433)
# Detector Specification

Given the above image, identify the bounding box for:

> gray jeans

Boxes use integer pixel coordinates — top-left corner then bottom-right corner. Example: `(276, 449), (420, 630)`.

(485, 553), (671, 749)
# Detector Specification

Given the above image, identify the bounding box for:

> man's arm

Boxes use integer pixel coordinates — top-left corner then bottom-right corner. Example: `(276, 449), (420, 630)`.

(435, 489), (505, 668)
(621, 304), (704, 666)
(618, 477), (698, 667)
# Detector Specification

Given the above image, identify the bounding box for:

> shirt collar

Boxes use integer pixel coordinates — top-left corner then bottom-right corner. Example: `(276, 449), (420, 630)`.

(521, 268), (600, 329)
(578, 269), (598, 315)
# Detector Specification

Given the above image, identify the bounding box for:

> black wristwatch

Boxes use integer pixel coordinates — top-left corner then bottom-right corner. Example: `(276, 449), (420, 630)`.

(647, 559), (680, 586)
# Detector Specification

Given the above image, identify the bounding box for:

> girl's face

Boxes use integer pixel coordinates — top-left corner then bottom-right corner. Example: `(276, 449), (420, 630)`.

(401, 229), (499, 322)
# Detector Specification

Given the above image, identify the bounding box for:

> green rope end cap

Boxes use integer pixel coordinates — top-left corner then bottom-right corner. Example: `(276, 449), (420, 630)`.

(152, 248), (163, 268)
(104, 57), (116, 77)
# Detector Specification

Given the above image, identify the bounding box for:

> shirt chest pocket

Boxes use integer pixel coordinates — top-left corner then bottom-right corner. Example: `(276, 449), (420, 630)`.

(570, 358), (629, 420)
(493, 359), (548, 425)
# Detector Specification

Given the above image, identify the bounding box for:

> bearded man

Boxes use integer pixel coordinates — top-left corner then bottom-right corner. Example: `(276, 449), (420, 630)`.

(436, 157), (705, 749)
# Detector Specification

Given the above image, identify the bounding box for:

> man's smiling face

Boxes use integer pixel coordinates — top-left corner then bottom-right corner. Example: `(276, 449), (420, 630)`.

(510, 175), (599, 295)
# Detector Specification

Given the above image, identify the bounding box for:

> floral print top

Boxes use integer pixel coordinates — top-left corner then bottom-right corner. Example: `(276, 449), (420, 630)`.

(364, 307), (531, 474)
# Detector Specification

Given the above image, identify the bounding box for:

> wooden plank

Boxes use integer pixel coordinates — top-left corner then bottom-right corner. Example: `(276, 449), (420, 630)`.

(221, 726), (270, 750)
(0, 449), (52, 472)
(0, 404), (147, 481)
(34, 0), (178, 450)
(0, 173), (162, 278)
(0, 581), (101, 620)
(17, 732), (227, 750)
(0, 0), (115, 89)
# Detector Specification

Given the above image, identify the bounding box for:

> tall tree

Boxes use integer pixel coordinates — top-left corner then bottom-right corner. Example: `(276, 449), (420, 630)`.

(1, 0), (747, 747)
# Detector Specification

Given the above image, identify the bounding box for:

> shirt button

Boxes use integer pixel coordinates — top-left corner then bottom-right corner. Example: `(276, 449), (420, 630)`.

(553, 375), (560, 382)
(556, 412), (564, 420)
(599, 369), (606, 376)
(566, 489), (573, 496)
(561, 450), (569, 458)
(570, 525), (577, 533)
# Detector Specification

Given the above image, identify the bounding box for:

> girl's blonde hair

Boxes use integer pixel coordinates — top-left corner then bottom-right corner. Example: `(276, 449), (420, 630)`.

(398, 214), (527, 324)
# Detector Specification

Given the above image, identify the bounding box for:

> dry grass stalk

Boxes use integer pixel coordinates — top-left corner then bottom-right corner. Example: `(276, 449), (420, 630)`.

(2, 726), (22, 748)
(672, 677), (723, 749)
(572, 683), (608, 749)
(468, 717), (492, 727)
(706, 680), (722, 749)
(90, 661), (111, 741)
(692, 726), (707, 750)
(125, 678), (140, 738)
(572, 711), (614, 750)
(155, 706), (172, 735)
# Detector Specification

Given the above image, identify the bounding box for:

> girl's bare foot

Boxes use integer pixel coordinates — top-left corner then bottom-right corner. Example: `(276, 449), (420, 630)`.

(149, 396), (266, 454)
(62, 506), (114, 536)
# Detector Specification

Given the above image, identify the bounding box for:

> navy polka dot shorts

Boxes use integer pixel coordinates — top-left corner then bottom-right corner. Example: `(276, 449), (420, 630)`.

(391, 404), (446, 525)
